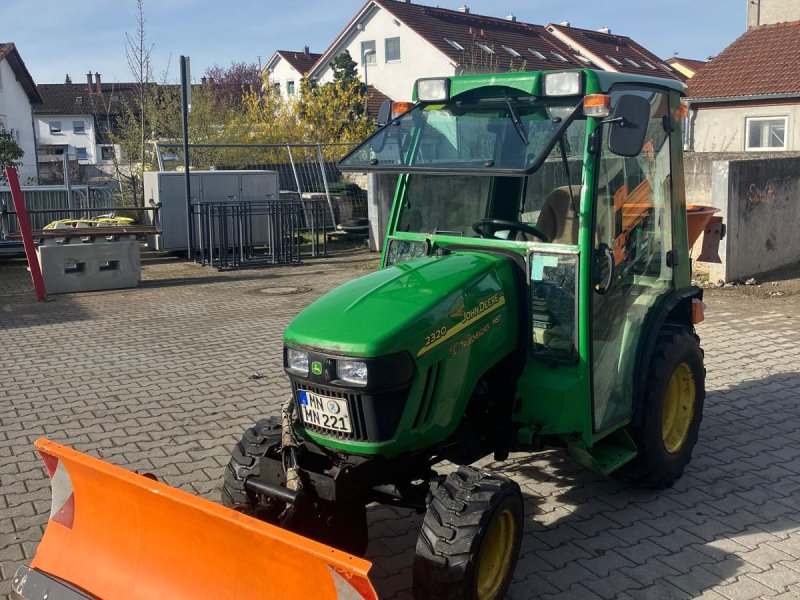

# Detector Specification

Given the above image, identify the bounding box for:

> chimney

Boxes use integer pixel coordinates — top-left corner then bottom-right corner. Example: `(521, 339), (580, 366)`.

(86, 72), (94, 94)
(303, 45), (310, 55)
(506, 13), (516, 21)
(95, 72), (102, 95)
(201, 76), (207, 86)
(598, 26), (611, 34)
(458, 4), (469, 13)
(560, 20), (571, 27)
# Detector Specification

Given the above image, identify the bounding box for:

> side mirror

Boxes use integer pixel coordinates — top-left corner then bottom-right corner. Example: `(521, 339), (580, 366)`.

(607, 95), (650, 157)
(376, 99), (392, 128)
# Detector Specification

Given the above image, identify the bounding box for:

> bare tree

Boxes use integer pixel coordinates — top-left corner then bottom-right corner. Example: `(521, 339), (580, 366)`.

(124, 0), (153, 205)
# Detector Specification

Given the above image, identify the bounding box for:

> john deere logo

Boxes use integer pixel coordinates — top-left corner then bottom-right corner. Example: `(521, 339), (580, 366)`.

(311, 361), (323, 375)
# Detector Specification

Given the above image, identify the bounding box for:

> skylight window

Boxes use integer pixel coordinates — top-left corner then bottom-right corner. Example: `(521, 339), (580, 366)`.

(659, 62), (674, 72)
(575, 54), (593, 65)
(605, 54), (623, 67)
(551, 51), (569, 63)
(642, 60), (657, 70)
(625, 58), (641, 68)
(502, 45), (521, 57)
(476, 43), (495, 55)
(444, 38), (465, 51)
(529, 49), (547, 61)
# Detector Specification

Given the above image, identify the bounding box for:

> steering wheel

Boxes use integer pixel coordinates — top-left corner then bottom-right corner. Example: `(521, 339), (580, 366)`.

(472, 218), (550, 243)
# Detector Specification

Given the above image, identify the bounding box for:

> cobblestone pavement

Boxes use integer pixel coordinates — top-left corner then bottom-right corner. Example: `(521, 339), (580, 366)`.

(2, 250), (800, 600)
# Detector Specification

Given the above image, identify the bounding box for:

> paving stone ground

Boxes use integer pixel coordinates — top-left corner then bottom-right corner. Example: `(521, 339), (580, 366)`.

(1, 249), (799, 600)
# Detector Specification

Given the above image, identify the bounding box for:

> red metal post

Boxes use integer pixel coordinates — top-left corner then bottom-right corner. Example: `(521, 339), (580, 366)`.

(5, 166), (47, 301)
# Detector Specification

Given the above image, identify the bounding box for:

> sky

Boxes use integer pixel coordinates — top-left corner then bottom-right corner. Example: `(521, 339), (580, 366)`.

(1, 0), (746, 84)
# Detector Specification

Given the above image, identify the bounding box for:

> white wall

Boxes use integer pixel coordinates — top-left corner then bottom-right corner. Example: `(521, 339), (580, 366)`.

(267, 59), (304, 101)
(691, 103), (800, 152)
(35, 113), (103, 165)
(0, 59), (38, 182)
(747, 0), (800, 27)
(313, 5), (456, 101)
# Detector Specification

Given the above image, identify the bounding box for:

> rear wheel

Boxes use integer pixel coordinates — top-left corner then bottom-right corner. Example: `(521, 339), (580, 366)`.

(413, 466), (523, 600)
(619, 328), (705, 488)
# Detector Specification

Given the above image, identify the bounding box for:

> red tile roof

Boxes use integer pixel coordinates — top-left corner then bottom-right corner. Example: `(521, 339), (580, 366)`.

(688, 21), (800, 99)
(366, 85), (393, 118)
(0, 43), (42, 103)
(546, 24), (683, 81)
(377, 0), (583, 72)
(276, 50), (322, 76)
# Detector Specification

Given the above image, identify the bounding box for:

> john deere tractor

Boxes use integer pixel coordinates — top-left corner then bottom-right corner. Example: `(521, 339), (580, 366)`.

(12, 68), (715, 600)
(220, 69), (709, 599)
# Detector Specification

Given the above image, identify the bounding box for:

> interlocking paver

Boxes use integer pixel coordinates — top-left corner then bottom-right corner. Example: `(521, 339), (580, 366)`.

(2, 252), (800, 600)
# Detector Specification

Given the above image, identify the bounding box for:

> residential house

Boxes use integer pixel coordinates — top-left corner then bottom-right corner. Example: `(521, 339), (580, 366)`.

(666, 57), (707, 79)
(0, 43), (42, 183)
(33, 73), (137, 183)
(686, 21), (800, 153)
(545, 23), (682, 79)
(304, 0), (682, 103)
(747, 0), (800, 28)
(265, 47), (321, 99)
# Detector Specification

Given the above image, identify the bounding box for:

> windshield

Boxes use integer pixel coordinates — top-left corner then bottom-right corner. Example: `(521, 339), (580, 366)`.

(395, 116), (587, 240)
(339, 87), (581, 173)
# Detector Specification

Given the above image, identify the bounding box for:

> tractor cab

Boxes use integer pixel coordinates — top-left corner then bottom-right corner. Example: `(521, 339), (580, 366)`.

(339, 69), (696, 471)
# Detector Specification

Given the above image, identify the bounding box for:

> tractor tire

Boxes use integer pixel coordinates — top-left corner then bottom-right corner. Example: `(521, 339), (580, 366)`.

(617, 328), (705, 489)
(413, 466), (523, 600)
(221, 417), (283, 520)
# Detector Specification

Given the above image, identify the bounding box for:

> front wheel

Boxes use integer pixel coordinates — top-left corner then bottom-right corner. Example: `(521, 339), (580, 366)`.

(413, 466), (523, 600)
(618, 327), (705, 488)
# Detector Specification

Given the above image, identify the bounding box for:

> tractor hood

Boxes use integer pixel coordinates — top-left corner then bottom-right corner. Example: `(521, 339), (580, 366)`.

(284, 251), (514, 358)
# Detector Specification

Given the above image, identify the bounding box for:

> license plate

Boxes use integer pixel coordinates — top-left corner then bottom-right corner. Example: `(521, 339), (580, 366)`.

(297, 390), (352, 434)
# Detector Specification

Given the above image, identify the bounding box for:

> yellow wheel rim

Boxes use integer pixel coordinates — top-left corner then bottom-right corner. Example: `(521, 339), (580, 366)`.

(476, 508), (516, 600)
(662, 362), (696, 454)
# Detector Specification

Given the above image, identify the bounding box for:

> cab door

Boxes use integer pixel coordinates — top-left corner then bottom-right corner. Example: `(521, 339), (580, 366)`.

(591, 88), (675, 432)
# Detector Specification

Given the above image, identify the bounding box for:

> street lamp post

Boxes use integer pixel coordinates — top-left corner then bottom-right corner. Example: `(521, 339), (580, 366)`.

(363, 48), (376, 112)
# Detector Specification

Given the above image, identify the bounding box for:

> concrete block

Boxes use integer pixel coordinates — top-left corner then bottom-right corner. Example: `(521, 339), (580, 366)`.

(36, 238), (140, 294)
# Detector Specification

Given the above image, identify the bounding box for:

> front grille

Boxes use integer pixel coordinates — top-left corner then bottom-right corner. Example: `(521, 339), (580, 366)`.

(292, 382), (369, 441)
(290, 380), (409, 443)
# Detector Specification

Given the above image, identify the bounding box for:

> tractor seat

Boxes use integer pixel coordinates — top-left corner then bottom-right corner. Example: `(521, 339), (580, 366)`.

(537, 186), (582, 245)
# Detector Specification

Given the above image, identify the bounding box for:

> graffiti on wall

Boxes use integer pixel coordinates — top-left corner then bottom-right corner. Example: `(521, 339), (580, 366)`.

(746, 182), (776, 205)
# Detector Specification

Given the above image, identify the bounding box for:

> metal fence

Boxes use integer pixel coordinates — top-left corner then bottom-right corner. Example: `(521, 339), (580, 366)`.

(191, 200), (326, 270)
(0, 185), (128, 252)
(154, 143), (367, 230)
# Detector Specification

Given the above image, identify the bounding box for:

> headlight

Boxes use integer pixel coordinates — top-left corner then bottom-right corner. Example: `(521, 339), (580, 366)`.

(336, 359), (368, 385)
(415, 78), (450, 102)
(286, 348), (309, 376)
(543, 72), (583, 97)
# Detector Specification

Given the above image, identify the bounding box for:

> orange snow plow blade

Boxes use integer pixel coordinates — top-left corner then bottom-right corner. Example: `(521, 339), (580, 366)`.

(15, 438), (377, 600)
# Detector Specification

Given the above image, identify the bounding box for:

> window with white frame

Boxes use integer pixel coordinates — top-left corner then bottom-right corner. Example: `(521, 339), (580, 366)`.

(361, 40), (376, 64)
(75, 147), (88, 160)
(287, 80), (295, 95)
(385, 37), (400, 62)
(73, 120), (86, 134)
(100, 146), (115, 162)
(746, 116), (788, 150)
(49, 121), (62, 134)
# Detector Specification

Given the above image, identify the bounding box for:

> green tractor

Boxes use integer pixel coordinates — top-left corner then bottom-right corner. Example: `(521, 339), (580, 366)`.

(222, 69), (709, 599)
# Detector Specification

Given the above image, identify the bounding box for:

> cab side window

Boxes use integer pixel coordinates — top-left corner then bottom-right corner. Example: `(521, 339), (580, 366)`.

(596, 90), (673, 279)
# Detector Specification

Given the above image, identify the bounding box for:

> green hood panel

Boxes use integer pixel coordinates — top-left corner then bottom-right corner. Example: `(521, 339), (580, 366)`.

(285, 251), (509, 357)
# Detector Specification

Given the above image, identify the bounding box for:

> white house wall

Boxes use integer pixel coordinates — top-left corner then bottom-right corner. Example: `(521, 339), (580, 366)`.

(35, 113), (99, 164)
(268, 59), (304, 100)
(0, 59), (38, 182)
(691, 104), (800, 152)
(314, 5), (456, 101)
